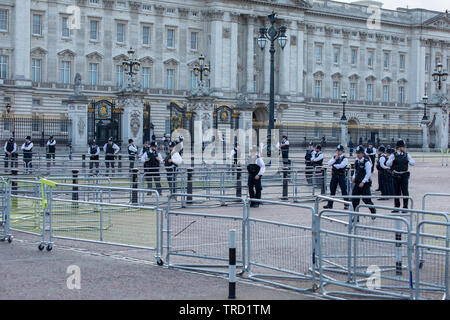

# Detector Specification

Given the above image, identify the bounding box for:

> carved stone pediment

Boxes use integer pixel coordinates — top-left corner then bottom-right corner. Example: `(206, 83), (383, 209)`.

(86, 51), (103, 61)
(139, 56), (154, 65)
(57, 49), (76, 59)
(423, 12), (450, 31)
(164, 58), (179, 66)
(31, 47), (48, 56)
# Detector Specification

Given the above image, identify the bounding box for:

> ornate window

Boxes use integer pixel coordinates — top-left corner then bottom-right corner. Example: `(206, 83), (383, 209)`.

(86, 51), (102, 85)
(31, 47), (47, 82)
(62, 16), (70, 38)
(164, 58), (178, 89)
(142, 25), (151, 45)
(0, 9), (8, 32)
(139, 56), (153, 89)
(383, 51), (390, 69)
(399, 53), (406, 70)
(167, 28), (176, 48)
(0, 55), (8, 79)
(315, 44), (323, 63)
(57, 49), (75, 84)
(367, 50), (374, 68)
(117, 22), (126, 43)
(32, 13), (43, 36)
(333, 46), (340, 64)
(351, 48), (358, 65)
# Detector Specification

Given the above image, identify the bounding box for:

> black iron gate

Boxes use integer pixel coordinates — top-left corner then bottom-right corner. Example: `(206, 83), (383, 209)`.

(143, 101), (153, 144)
(88, 98), (123, 147)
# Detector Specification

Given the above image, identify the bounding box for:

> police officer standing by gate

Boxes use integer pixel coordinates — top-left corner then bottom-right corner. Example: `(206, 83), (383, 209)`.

(164, 141), (183, 195)
(311, 145), (324, 193)
(351, 146), (376, 216)
(21, 136), (34, 174)
(324, 144), (349, 210)
(376, 145), (389, 199)
(385, 139), (415, 212)
(103, 137), (120, 175)
(128, 139), (138, 170)
(365, 141), (377, 174)
(280, 136), (290, 166)
(4, 137), (18, 170)
(247, 147), (265, 208)
(381, 147), (394, 198)
(88, 139), (100, 175)
(46, 136), (56, 167)
(305, 142), (314, 184)
(141, 142), (163, 195)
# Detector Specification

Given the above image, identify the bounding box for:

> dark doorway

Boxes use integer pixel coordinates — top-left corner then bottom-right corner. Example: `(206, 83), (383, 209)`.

(88, 99), (122, 147)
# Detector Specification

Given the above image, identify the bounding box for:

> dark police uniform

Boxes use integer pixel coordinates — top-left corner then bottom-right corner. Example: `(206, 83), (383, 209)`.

(128, 141), (138, 170)
(103, 140), (119, 175)
(280, 137), (289, 166)
(311, 146), (324, 194)
(164, 142), (182, 195)
(304, 143), (314, 184)
(141, 145), (162, 195)
(365, 145), (376, 173)
(247, 154), (265, 208)
(46, 137), (56, 167)
(386, 141), (415, 210)
(381, 148), (395, 197)
(88, 143), (100, 175)
(376, 146), (389, 198)
(21, 138), (33, 173)
(324, 145), (349, 209)
(4, 139), (18, 169)
(352, 148), (376, 214)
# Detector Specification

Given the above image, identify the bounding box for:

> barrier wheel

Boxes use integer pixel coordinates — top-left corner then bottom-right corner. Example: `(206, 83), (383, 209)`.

(46, 244), (53, 251)
(38, 243), (45, 251)
(7, 236), (12, 243)
(156, 258), (164, 266)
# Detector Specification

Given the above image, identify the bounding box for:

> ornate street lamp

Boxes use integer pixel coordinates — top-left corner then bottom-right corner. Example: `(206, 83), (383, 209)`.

(422, 95), (428, 122)
(432, 62), (448, 91)
(122, 47), (140, 76)
(340, 92), (347, 121)
(193, 54), (210, 84)
(257, 12), (287, 158)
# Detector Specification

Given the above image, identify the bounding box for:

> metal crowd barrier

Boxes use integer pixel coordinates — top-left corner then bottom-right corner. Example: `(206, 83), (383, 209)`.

(165, 193), (247, 274)
(317, 208), (414, 299)
(246, 199), (317, 292)
(415, 220), (450, 300)
(0, 178), (12, 243)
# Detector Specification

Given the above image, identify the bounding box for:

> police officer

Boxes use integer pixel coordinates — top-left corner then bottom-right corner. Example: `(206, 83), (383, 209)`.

(351, 146), (376, 216)
(4, 137), (18, 169)
(141, 142), (163, 195)
(365, 141), (377, 173)
(247, 147), (265, 208)
(21, 136), (33, 174)
(88, 139), (100, 175)
(385, 139), (415, 212)
(324, 144), (350, 210)
(46, 136), (56, 167)
(280, 135), (290, 166)
(348, 138), (354, 157)
(305, 142), (314, 184)
(229, 143), (240, 166)
(311, 145), (324, 193)
(139, 140), (150, 158)
(128, 139), (138, 170)
(381, 147), (395, 198)
(376, 145), (389, 199)
(103, 137), (120, 175)
(164, 141), (183, 195)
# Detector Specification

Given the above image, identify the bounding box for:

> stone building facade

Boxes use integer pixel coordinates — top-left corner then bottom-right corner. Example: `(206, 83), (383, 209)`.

(0, 0), (449, 148)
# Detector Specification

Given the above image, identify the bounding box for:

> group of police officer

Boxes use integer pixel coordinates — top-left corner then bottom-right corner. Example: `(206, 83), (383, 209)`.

(322, 139), (415, 214)
(87, 136), (183, 195)
(3, 136), (57, 173)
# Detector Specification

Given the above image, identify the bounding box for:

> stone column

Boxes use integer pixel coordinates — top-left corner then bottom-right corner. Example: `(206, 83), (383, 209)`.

(263, 35), (270, 94)
(118, 93), (144, 146)
(246, 15), (255, 93)
(278, 20), (291, 95)
(209, 10), (225, 96)
(421, 122), (430, 152)
(14, 0), (31, 81)
(297, 21), (305, 96)
(229, 12), (239, 92)
(66, 97), (89, 153)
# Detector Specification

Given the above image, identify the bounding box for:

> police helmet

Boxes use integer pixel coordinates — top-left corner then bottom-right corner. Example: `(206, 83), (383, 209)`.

(25, 136), (31, 140)
(108, 137), (113, 142)
(128, 139), (134, 144)
(308, 141), (313, 146)
(356, 145), (365, 154)
(368, 140), (373, 145)
(282, 135), (288, 139)
(336, 144), (345, 151)
(150, 141), (158, 147)
(386, 148), (395, 154)
(396, 139), (405, 148)
(378, 145), (386, 153)
(315, 145), (322, 151)
(9, 137), (14, 142)
(169, 141), (176, 148)
(179, 135), (184, 141)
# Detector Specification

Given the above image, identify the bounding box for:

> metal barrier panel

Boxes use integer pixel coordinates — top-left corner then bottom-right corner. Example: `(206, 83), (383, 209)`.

(415, 221), (450, 300)
(166, 194), (247, 274)
(318, 209), (414, 299)
(0, 179), (12, 242)
(245, 199), (317, 292)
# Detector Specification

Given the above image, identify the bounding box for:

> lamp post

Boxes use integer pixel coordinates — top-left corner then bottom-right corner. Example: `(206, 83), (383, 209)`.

(432, 62), (448, 91)
(257, 12), (287, 158)
(122, 47), (140, 76)
(422, 95), (428, 122)
(193, 54), (210, 84)
(340, 92), (347, 121)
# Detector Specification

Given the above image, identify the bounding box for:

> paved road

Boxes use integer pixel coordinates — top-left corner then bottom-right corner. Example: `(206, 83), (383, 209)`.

(0, 232), (321, 300)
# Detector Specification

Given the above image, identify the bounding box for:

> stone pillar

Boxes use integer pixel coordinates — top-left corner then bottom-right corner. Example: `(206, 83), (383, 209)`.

(421, 122), (430, 152)
(246, 16), (255, 93)
(340, 121), (348, 148)
(13, 0), (31, 81)
(229, 12), (239, 93)
(279, 20), (291, 95)
(67, 97), (89, 153)
(118, 93), (144, 147)
(209, 10), (225, 96)
(263, 38), (270, 94)
(297, 21), (305, 96)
